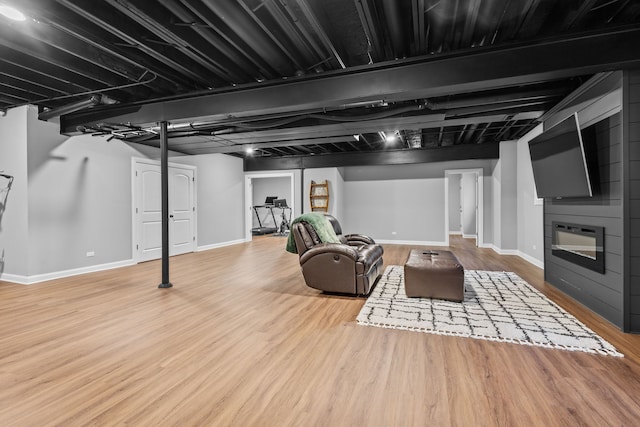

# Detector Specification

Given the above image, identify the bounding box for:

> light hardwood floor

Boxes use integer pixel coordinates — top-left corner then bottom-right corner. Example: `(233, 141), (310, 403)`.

(1, 235), (640, 426)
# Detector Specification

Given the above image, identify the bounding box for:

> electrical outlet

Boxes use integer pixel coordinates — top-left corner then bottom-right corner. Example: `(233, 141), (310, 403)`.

(532, 245), (537, 250)
(391, 231), (397, 235)
(86, 251), (95, 257)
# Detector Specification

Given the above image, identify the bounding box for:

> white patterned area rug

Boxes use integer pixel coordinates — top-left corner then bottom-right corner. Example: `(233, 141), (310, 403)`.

(357, 266), (622, 357)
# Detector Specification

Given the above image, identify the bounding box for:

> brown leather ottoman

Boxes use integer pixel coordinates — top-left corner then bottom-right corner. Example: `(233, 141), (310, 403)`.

(403, 249), (465, 302)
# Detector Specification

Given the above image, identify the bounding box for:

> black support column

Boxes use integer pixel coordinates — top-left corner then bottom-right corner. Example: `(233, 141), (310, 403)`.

(158, 121), (172, 289)
(300, 168), (305, 214)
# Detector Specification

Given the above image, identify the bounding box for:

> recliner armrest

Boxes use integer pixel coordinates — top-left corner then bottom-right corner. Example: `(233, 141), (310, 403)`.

(299, 243), (359, 265)
(356, 244), (384, 263)
(344, 234), (376, 246)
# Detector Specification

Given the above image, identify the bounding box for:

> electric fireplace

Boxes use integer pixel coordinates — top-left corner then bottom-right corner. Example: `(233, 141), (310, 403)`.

(551, 222), (604, 273)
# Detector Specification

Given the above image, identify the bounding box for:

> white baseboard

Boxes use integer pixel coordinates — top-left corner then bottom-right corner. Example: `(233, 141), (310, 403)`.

(449, 231), (463, 235)
(0, 259), (136, 285)
(491, 246), (520, 256)
(462, 234), (477, 239)
(197, 238), (246, 252)
(0, 273), (31, 285)
(516, 251), (545, 269)
(487, 245), (544, 270)
(0, 239), (247, 286)
(377, 239), (448, 246)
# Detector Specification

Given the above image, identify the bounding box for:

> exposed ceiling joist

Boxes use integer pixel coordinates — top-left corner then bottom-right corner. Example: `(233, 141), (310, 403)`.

(3, 1), (640, 162)
(244, 141), (500, 171)
(61, 26), (640, 133)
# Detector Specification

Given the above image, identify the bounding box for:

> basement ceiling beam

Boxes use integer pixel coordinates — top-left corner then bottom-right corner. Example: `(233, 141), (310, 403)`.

(175, 112), (534, 147)
(244, 142), (500, 171)
(62, 26), (640, 133)
(166, 135), (357, 152)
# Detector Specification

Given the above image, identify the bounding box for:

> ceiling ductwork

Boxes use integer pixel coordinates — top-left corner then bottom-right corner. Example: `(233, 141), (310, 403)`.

(38, 95), (117, 121)
(381, 0), (407, 59)
(1, 1), (638, 161)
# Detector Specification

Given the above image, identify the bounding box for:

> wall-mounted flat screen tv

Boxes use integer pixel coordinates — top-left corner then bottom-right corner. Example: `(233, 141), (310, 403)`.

(528, 113), (592, 198)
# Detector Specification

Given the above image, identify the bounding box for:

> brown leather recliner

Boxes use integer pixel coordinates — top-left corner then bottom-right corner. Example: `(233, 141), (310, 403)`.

(291, 215), (383, 295)
(322, 214), (378, 247)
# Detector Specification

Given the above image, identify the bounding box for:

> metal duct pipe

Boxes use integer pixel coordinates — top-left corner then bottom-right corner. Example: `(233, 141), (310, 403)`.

(382, 0), (407, 58)
(38, 96), (102, 121)
(425, 88), (563, 110)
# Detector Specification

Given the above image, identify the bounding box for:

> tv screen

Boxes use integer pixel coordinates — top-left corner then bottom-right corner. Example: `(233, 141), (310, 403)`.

(528, 113), (592, 198)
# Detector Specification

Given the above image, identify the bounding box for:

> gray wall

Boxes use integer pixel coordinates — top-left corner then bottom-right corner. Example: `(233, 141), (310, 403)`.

(341, 160), (494, 244)
(448, 174), (461, 233)
(482, 172), (494, 247)
(516, 124), (544, 264)
(493, 141), (518, 250)
(625, 69), (640, 331)
(543, 71), (624, 328)
(1, 105), (246, 282)
(25, 119), (160, 275)
(303, 167), (345, 221)
(171, 154), (245, 246)
(0, 106), (30, 277)
(546, 113), (623, 327)
(344, 178), (445, 242)
(461, 172), (477, 237)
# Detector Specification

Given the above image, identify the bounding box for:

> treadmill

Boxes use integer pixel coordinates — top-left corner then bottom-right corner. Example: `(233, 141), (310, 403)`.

(251, 196), (278, 235)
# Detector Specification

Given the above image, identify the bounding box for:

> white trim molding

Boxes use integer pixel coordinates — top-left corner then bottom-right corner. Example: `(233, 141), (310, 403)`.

(487, 245), (545, 270)
(444, 168), (484, 248)
(197, 239), (247, 252)
(244, 171), (296, 242)
(516, 251), (545, 269)
(377, 239), (449, 246)
(0, 259), (136, 285)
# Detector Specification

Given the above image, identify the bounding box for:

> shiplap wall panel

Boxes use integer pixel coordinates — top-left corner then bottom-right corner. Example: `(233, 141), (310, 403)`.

(545, 112), (623, 328)
(628, 69), (640, 331)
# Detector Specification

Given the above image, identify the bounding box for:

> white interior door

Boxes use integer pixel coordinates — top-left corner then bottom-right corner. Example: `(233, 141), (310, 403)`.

(137, 162), (162, 262)
(169, 167), (195, 255)
(134, 160), (196, 262)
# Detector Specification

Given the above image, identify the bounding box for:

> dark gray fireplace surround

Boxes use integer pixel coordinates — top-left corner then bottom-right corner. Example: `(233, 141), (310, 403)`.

(544, 71), (640, 333)
(544, 112), (626, 329)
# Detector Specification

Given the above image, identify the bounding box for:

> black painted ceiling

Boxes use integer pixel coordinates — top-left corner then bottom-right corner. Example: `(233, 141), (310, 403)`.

(1, 0), (640, 161)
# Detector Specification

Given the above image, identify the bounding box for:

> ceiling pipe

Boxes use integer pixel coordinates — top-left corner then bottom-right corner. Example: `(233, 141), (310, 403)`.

(38, 95), (103, 121)
(461, 123), (479, 144)
(424, 87), (563, 110)
(381, 0), (407, 58)
(291, 0), (347, 69)
(104, 0), (231, 83)
(159, 0), (256, 82)
(123, 103), (427, 135)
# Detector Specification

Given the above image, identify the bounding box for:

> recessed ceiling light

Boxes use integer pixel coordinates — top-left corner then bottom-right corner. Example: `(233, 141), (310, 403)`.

(0, 5), (26, 21)
(245, 147), (254, 154)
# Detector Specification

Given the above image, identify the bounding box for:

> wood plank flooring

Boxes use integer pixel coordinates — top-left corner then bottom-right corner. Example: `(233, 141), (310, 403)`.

(1, 235), (640, 426)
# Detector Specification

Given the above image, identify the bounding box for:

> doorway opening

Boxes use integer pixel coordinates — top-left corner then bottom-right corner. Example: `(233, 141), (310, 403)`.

(244, 172), (295, 241)
(444, 169), (483, 247)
